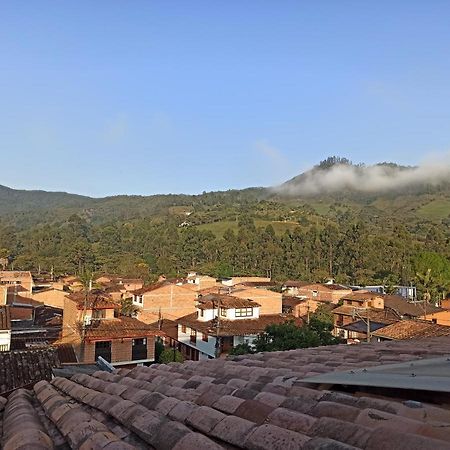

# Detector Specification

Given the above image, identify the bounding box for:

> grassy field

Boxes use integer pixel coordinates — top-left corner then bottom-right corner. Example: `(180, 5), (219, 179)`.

(196, 219), (302, 237)
(417, 198), (450, 220)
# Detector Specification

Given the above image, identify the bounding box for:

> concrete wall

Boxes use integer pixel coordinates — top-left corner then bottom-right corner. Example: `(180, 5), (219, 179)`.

(32, 289), (67, 309)
(138, 285), (198, 321)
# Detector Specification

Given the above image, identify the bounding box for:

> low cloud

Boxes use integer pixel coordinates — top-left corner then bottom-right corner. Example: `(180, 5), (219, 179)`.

(275, 153), (450, 196)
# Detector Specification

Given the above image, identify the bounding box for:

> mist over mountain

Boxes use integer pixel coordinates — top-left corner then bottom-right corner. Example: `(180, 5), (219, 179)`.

(276, 156), (450, 197)
(1, 156), (449, 228)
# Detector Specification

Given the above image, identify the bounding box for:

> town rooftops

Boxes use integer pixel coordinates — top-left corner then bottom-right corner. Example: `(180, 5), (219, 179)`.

(196, 294), (260, 310)
(0, 306), (11, 330)
(177, 313), (301, 337)
(2, 337), (450, 448)
(66, 290), (118, 310)
(372, 320), (450, 340)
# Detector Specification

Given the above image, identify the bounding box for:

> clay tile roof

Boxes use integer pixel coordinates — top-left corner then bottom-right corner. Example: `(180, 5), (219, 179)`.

(383, 295), (442, 317)
(197, 294), (260, 310)
(66, 289), (117, 310)
(0, 305), (11, 330)
(4, 335), (450, 448)
(84, 316), (159, 341)
(7, 295), (41, 307)
(372, 320), (450, 340)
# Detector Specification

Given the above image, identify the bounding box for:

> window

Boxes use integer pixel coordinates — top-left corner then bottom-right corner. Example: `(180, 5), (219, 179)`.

(312, 290), (318, 297)
(200, 309), (204, 317)
(181, 325), (187, 333)
(92, 309), (106, 319)
(235, 307), (253, 318)
(190, 329), (197, 344)
(220, 308), (227, 317)
(202, 333), (208, 342)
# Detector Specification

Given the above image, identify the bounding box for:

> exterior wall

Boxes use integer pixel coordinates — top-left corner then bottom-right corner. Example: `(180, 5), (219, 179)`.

(62, 297), (82, 343)
(32, 289), (67, 309)
(420, 310), (450, 326)
(112, 339), (133, 363)
(0, 330), (11, 351)
(0, 287), (7, 306)
(178, 323), (216, 358)
(82, 335), (155, 364)
(138, 285), (198, 321)
(232, 288), (282, 314)
(292, 299), (321, 318)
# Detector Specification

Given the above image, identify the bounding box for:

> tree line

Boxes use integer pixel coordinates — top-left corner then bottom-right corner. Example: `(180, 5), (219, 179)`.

(0, 212), (449, 303)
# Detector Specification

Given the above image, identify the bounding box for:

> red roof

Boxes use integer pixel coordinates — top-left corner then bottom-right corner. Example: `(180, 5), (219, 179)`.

(66, 290), (117, 310)
(84, 316), (160, 341)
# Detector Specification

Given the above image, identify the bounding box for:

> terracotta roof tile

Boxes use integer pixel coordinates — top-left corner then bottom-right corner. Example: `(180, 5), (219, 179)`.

(3, 337), (450, 447)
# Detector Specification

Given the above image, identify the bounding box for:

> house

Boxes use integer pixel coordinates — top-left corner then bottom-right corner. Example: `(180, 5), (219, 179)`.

(4, 337), (450, 448)
(372, 320), (450, 341)
(131, 282), (198, 320)
(332, 292), (443, 342)
(176, 293), (300, 360)
(59, 290), (157, 366)
(0, 306), (11, 352)
(198, 284), (283, 315)
(0, 271), (34, 293)
(282, 280), (309, 296)
(356, 284), (417, 301)
(185, 272), (220, 290)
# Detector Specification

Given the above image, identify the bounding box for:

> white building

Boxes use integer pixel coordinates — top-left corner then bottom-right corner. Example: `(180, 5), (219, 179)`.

(176, 293), (297, 360)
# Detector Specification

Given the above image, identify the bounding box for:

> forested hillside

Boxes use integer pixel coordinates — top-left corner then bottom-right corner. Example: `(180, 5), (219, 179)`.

(1, 157), (449, 302)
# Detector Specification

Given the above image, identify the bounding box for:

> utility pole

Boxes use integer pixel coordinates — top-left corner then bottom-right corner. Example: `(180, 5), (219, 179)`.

(352, 307), (371, 343)
(214, 298), (221, 358)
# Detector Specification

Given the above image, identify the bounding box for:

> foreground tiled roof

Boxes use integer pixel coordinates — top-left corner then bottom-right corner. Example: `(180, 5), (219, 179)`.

(2, 338), (450, 449)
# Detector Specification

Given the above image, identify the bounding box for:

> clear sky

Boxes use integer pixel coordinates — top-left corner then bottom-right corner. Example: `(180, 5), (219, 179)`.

(1, 1), (450, 197)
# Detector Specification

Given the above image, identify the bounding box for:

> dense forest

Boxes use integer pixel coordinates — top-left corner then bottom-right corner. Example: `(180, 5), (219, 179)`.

(0, 158), (449, 303)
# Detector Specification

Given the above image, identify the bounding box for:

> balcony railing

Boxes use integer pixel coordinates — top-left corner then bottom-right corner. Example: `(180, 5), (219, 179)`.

(0, 344), (10, 352)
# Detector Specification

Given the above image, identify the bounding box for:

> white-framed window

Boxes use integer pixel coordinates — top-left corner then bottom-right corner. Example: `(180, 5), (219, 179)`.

(235, 307), (253, 318)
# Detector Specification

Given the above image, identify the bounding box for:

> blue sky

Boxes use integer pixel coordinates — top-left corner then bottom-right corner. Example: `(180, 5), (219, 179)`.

(1, 1), (450, 197)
